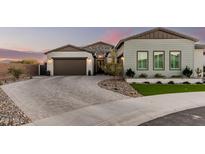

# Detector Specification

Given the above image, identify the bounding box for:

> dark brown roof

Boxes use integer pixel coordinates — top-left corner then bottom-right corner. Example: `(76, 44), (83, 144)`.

(44, 44), (93, 54)
(116, 27), (199, 49)
(195, 44), (205, 49)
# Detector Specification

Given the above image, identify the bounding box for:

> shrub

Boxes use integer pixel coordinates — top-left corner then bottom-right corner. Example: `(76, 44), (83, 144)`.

(8, 67), (23, 79)
(126, 68), (135, 78)
(156, 81), (162, 84)
(183, 81), (190, 84)
(168, 81), (175, 84)
(103, 63), (123, 77)
(195, 68), (203, 78)
(154, 73), (165, 78)
(144, 81), (150, 84)
(171, 75), (183, 78)
(139, 73), (148, 78)
(182, 66), (193, 78)
(20, 59), (39, 64)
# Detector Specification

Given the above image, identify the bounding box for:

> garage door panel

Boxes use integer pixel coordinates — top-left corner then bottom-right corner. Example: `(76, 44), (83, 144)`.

(54, 58), (86, 75)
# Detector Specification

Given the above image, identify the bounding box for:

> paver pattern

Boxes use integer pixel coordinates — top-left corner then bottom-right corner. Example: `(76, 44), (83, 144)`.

(2, 76), (128, 121)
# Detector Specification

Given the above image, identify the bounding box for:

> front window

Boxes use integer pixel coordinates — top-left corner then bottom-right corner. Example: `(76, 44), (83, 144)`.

(137, 51), (148, 70)
(153, 51), (165, 70)
(170, 51), (181, 70)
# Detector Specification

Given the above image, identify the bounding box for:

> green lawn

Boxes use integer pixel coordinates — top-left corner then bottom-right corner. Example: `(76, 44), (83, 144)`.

(131, 83), (205, 96)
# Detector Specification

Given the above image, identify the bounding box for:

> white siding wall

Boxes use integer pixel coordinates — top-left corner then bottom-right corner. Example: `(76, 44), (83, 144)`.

(203, 50), (205, 66)
(46, 51), (94, 76)
(194, 49), (204, 77)
(123, 39), (195, 77)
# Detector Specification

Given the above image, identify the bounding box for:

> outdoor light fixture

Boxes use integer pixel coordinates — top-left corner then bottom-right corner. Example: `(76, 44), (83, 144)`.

(98, 55), (103, 58)
(87, 58), (92, 63)
(47, 59), (53, 64)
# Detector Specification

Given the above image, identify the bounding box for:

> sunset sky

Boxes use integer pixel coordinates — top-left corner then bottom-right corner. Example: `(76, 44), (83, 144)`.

(0, 27), (205, 52)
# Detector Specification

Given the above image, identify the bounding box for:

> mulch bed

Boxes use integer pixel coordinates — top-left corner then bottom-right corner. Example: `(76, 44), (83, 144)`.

(98, 78), (141, 97)
(0, 88), (31, 126)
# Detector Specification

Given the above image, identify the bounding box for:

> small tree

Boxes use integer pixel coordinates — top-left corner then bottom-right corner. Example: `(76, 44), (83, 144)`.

(102, 49), (123, 89)
(102, 49), (123, 78)
(8, 67), (23, 80)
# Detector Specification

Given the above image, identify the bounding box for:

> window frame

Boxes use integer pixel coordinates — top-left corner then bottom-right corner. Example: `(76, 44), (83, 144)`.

(169, 50), (181, 70)
(153, 50), (165, 71)
(136, 51), (149, 70)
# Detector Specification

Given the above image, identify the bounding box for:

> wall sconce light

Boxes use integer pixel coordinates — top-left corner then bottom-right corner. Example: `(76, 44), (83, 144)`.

(121, 57), (124, 61)
(98, 55), (103, 59)
(87, 58), (92, 64)
(47, 59), (53, 64)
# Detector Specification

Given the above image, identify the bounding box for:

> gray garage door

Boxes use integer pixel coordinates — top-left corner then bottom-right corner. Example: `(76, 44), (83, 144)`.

(54, 58), (86, 75)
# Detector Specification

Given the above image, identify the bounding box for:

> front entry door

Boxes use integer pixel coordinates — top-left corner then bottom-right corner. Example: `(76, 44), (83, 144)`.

(96, 59), (104, 74)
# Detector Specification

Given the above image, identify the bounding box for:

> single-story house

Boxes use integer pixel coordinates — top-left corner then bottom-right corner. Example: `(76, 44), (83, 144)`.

(45, 27), (205, 78)
(45, 42), (114, 75)
(116, 27), (205, 78)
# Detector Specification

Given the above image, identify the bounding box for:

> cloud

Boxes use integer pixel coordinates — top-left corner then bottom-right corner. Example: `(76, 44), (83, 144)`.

(12, 47), (34, 52)
(100, 28), (135, 44)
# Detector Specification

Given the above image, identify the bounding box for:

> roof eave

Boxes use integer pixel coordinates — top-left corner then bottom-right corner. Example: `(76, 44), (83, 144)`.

(44, 44), (93, 55)
(83, 41), (114, 48)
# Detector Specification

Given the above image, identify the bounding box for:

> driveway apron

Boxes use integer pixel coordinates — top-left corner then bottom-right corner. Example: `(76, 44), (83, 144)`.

(1, 76), (128, 121)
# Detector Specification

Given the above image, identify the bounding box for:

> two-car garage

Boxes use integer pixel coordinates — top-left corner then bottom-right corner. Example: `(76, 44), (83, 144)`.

(53, 58), (86, 75)
(45, 44), (94, 76)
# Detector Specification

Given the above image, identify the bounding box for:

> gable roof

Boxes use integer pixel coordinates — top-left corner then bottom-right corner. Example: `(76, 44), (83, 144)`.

(44, 44), (93, 54)
(83, 41), (114, 48)
(82, 41), (114, 57)
(116, 27), (199, 49)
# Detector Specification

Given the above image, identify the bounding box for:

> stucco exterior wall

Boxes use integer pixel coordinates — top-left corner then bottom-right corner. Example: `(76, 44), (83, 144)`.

(194, 49), (204, 77)
(46, 51), (94, 75)
(123, 39), (195, 78)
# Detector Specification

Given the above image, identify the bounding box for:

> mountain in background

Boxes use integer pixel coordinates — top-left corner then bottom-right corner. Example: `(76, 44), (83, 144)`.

(0, 48), (46, 63)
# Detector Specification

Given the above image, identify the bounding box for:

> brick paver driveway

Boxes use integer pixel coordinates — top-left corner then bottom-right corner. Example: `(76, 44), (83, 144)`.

(1, 76), (128, 121)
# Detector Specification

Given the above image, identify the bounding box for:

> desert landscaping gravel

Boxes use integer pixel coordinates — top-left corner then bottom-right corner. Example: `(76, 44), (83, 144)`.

(98, 79), (141, 97)
(0, 87), (31, 126)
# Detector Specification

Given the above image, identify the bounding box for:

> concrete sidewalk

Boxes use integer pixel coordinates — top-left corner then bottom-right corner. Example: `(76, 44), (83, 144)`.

(29, 92), (205, 126)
